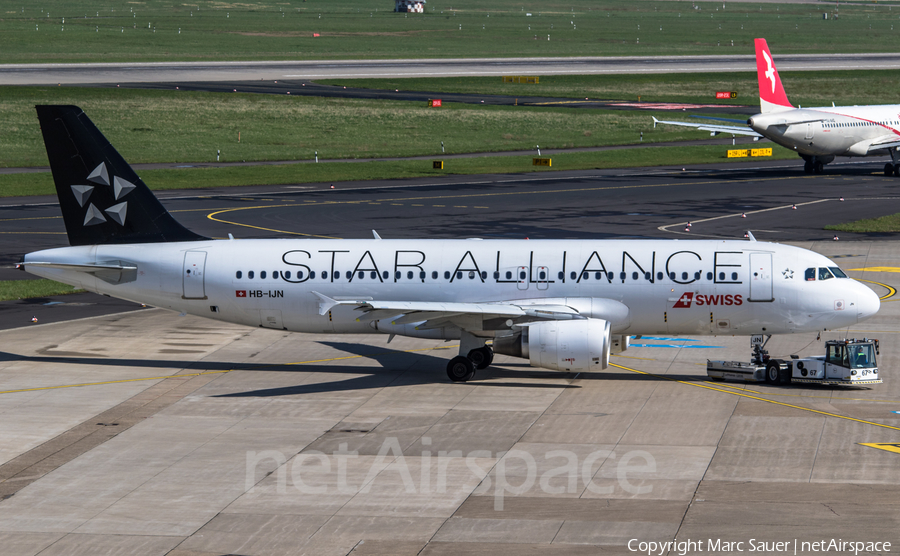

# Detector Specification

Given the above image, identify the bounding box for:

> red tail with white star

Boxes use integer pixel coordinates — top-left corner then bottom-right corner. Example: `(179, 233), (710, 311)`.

(755, 38), (793, 114)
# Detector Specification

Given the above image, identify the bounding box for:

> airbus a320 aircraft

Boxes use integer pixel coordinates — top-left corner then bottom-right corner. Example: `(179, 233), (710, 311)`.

(654, 38), (900, 175)
(22, 106), (880, 382)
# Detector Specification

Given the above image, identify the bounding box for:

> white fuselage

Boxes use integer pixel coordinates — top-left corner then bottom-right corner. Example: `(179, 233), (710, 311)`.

(749, 105), (900, 158)
(24, 239), (879, 338)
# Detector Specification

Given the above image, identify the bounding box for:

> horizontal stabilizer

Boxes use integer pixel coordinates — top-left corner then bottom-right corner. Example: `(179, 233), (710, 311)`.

(22, 260), (138, 284)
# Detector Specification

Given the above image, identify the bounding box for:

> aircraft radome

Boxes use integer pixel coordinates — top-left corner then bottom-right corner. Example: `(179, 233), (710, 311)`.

(21, 106), (880, 382)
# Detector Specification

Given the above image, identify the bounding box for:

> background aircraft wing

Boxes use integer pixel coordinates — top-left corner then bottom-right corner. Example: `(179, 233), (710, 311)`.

(652, 117), (762, 137)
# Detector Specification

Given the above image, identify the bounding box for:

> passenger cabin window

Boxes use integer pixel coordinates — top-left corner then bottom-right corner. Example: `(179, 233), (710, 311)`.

(382, 271), (389, 280)
(818, 267), (835, 281)
(248, 271), (254, 279)
(505, 271), (512, 279)
(236, 271), (242, 279)
(433, 271), (439, 279)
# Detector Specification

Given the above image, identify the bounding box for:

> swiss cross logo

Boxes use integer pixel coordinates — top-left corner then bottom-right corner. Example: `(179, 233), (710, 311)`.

(235, 290), (247, 298)
(673, 292), (694, 308)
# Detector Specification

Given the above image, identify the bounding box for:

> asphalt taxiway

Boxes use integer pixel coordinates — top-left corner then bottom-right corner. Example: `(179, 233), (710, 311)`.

(1, 162), (899, 555)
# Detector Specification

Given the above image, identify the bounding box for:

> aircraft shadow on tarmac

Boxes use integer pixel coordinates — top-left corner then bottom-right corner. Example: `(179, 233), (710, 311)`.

(0, 340), (709, 398)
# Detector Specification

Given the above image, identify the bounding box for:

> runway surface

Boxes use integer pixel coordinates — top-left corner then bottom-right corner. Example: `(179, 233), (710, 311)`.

(6, 52), (900, 85)
(1, 162), (899, 555)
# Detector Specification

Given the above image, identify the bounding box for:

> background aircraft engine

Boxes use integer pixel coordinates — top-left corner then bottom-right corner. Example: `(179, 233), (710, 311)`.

(494, 319), (610, 372)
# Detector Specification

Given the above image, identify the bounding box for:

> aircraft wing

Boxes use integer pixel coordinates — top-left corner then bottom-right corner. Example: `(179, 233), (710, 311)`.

(652, 117), (762, 137)
(311, 291), (583, 329)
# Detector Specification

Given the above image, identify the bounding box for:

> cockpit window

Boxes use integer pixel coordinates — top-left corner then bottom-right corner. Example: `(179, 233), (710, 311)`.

(818, 267), (835, 281)
(829, 267), (848, 278)
(805, 268), (816, 281)
(849, 344), (876, 368)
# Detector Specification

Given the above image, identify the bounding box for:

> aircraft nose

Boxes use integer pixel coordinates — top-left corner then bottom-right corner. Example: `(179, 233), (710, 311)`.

(857, 282), (881, 322)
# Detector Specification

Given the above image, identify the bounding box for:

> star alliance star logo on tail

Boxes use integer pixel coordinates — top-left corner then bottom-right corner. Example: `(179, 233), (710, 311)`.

(71, 162), (136, 228)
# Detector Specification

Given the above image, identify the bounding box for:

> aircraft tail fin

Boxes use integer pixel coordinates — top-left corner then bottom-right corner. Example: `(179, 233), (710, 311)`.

(754, 39), (794, 114)
(35, 105), (207, 246)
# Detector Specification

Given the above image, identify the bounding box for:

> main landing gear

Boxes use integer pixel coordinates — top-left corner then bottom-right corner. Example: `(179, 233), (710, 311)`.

(885, 147), (900, 176)
(446, 347), (494, 382)
(446, 332), (494, 382)
(802, 155), (833, 174)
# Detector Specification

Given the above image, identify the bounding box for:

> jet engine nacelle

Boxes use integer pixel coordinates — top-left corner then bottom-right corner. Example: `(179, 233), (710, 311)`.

(495, 318), (610, 372)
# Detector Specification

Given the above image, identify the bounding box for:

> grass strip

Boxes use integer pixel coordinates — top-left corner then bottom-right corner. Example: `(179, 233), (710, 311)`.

(0, 279), (84, 302)
(825, 214), (900, 233)
(2, 0), (899, 63)
(0, 145), (797, 198)
(0, 86), (731, 169)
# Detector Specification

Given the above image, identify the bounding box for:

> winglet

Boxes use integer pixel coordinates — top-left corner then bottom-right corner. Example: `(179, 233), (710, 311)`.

(372, 230), (382, 240)
(746, 230), (757, 242)
(311, 291), (338, 316)
(754, 39), (793, 114)
(652, 116), (659, 128)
